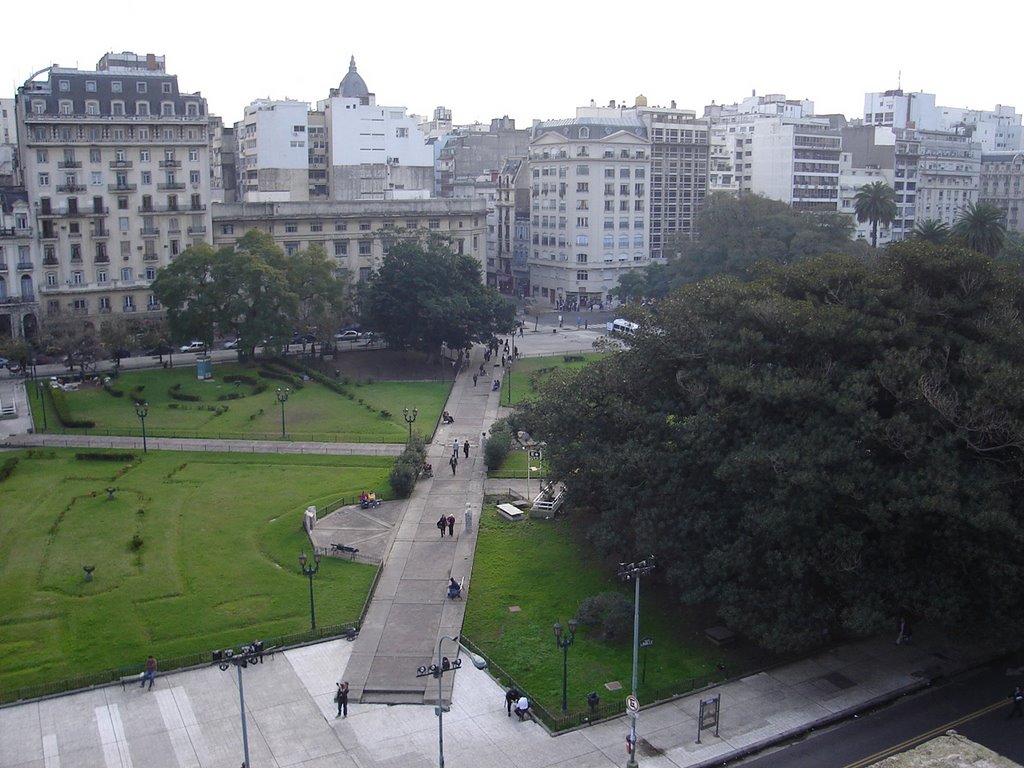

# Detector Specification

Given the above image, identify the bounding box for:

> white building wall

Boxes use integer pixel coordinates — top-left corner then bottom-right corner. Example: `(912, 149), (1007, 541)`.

(326, 96), (433, 167)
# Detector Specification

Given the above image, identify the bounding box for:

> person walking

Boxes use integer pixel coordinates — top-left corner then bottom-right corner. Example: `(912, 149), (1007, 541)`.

(446, 514), (455, 536)
(437, 515), (447, 537)
(453, 438), (460, 457)
(140, 655), (157, 690)
(473, 373), (478, 387)
(1009, 686), (1024, 718)
(463, 439), (470, 459)
(335, 681), (349, 718)
(449, 455), (458, 475)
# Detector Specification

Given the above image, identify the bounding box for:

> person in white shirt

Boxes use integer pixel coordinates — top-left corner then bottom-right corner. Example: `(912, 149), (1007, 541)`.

(515, 696), (530, 720)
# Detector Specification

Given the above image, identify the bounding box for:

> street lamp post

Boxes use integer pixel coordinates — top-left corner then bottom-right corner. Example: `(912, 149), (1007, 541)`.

(214, 642), (266, 768)
(506, 356), (513, 406)
(619, 557), (655, 768)
(276, 387), (290, 438)
(298, 551), (321, 631)
(135, 402), (148, 453)
(553, 619), (578, 713)
(416, 635), (462, 768)
(403, 407), (418, 443)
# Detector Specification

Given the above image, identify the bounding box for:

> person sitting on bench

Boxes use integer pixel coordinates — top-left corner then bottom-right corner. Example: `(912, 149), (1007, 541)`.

(361, 491), (379, 509)
(447, 577), (461, 600)
(515, 695), (530, 721)
(492, 378), (501, 391)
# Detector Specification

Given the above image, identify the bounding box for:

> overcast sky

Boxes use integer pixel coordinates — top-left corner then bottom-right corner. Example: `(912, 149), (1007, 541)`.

(4, 1), (1022, 128)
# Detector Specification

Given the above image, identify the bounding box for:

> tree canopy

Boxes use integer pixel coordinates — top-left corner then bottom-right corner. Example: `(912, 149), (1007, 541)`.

(665, 193), (863, 285)
(150, 231), (344, 355)
(952, 201), (1007, 257)
(853, 181), (897, 248)
(357, 237), (516, 354)
(518, 241), (1024, 652)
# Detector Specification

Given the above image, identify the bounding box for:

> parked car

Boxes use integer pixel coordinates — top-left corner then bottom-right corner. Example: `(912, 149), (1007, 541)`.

(334, 330), (362, 342)
(291, 332), (317, 344)
(223, 338), (241, 350)
(180, 341), (206, 353)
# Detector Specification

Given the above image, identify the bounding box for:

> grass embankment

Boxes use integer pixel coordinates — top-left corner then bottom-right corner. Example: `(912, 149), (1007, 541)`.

(26, 363), (450, 443)
(0, 448), (391, 695)
(463, 508), (771, 719)
(503, 353), (604, 407)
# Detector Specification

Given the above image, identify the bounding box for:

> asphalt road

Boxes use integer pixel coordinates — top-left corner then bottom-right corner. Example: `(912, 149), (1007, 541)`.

(735, 651), (1024, 768)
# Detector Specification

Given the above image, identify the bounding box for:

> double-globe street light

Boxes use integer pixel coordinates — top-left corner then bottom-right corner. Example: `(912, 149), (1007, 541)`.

(135, 402), (149, 453)
(403, 407), (418, 443)
(298, 551), (321, 631)
(213, 641), (267, 768)
(619, 556), (655, 768)
(276, 387), (290, 438)
(553, 619), (578, 713)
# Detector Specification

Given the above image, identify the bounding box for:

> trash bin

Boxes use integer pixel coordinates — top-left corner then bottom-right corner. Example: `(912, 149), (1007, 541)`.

(587, 691), (600, 712)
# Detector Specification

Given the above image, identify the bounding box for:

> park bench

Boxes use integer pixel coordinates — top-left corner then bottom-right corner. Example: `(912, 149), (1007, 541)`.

(331, 543), (360, 559)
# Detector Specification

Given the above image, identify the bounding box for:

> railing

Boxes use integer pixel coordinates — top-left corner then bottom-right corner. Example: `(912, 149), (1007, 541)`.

(158, 182), (185, 191)
(30, 426), (407, 445)
(107, 184), (137, 192)
(159, 160), (181, 168)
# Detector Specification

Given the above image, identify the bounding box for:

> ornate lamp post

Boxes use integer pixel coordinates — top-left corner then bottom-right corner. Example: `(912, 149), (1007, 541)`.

(619, 557), (655, 768)
(553, 619), (578, 713)
(298, 551), (321, 631)
(403, 407), (418, 443)
(275, 387), (290, 438)
(135, 402), (149, 453)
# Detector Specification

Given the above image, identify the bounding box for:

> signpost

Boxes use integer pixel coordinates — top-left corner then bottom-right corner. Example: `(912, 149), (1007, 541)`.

(696, 694), (721, 743)
(528, 449), (542, 501)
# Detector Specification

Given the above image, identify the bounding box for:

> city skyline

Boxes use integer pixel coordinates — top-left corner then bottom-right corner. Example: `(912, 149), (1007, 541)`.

(2, 1), (1021, 129)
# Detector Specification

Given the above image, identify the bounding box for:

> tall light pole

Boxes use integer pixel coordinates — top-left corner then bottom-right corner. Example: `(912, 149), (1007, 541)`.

(416, 635), (462, 768)
(276, 387), (290, 438)
(619, 556), (655, 768)
(553, 619), (578, 713)
(298, 551), (321, 631)
(506, 356), (513, 406)
(403, 407), (418, 443)
(214, 642), (265, 768)
(135, 402), (148, 453)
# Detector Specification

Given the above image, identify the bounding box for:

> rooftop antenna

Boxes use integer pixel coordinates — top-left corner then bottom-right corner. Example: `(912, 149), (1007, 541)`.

(897, 69), (902, 90)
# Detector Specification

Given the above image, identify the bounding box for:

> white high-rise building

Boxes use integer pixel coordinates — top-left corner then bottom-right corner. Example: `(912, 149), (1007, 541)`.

(863, 89), (940, 131)
(16, 51), (212, 330)
(320, 57), (434, 200)
(236, 99), (311, 202)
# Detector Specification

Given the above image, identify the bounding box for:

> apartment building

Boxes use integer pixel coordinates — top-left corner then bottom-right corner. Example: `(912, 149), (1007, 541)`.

(528, 115), (650, 309)
(0, 189), (37, 338)
(211, 198), (488, 287)
(494, 158), (530, 296)
(914, 129), (980, 227)
(236, 99), (311, 202)
(15, 52), (212, 329)
(980, 151), (1024, 233)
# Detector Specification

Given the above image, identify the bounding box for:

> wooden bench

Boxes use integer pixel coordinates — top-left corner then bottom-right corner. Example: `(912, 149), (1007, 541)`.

(496, 503), (525, 521)
(331, 544), (360, 559)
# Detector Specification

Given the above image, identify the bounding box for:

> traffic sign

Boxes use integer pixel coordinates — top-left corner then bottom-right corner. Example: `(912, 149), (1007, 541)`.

(625, 694), (640, 713)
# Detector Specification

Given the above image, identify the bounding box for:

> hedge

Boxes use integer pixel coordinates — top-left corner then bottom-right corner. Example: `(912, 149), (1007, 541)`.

(48, 387), (96, 429)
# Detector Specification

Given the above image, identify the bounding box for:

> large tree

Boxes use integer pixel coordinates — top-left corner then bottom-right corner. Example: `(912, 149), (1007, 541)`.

(911, 218), (949, 245)
(952, 201), (1007, 257)
(667, 193), (858, 285)
(358, 237), (515, 355)
(518, 241), (1024, 652)
(853, 181), (898, 248)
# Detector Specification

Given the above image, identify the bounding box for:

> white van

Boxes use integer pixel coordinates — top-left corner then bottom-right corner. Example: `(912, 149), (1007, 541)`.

(607, 318), (639, 336)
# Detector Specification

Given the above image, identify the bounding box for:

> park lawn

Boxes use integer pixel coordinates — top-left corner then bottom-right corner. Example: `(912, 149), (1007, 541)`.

(28, 364), (451, 443)
(463, 508), (761, 719)
(487, 449), (550, 479)
(0, 448), (391, 696)
(505, 353), (605, 406)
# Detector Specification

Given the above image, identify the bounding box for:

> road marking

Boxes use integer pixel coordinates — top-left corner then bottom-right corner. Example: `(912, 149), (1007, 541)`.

(95, 703), (134, 768)
(42, 733), (60, 768)
(155, 688), (201, 768)
(842, 698), (1006, 768)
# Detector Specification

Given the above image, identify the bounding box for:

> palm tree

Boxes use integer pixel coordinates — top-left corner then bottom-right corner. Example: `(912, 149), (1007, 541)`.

(853, 181), (898, 248)
(911, 219), (950, 244)
(952, 201), (1007, 257)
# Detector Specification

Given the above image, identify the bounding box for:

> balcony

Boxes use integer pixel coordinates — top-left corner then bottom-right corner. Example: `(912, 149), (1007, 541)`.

(159, 160), (181, 168)
(189, 203), (207, 212)
(0, 226), (32, 238)
(99, 306), (112, 314)
(57, 160), (82, 169)
(108, 183), (137, 192)
(187, 225), (207, 235)
(0, 262), (6, 271)
(109, 160), (134, 169)
(143, 253), (160, 261)
(87, 206), (109, 216)
(158, 182), (185, 191)
(17, 262), (34, 271)
(57, 184), (87, 193)
(140, 227), (161, 236)
(91, 229), (110, 239)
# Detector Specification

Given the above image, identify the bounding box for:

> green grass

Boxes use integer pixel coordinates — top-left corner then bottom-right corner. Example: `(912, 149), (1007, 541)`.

(0, 448), (391, 695)
(504, 353), (604, 406)
(26, 365), (451, 443)
(487, 449), (550, 479)
(463, 507), (779, 720)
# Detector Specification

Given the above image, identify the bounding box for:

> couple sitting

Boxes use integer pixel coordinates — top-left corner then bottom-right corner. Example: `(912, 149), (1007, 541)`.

(447, 577), (462, 599)
(442, 411), (455, 424)
(359, 491), (379, 509)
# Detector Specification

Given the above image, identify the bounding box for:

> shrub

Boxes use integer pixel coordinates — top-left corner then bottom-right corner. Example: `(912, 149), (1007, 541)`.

(167, 383), (201, 402)
(389, 434), (428, 498)
(223, 374), (259, 387)
(574, 592), (633, 642)
(130, 534), (144, 551)
(48, 387), (96, 429)
(74, 453), (136, 462)
(0, 457), (18, 482)
(103, 383), (126, 398)
(217, 393), (244, 401)
(380, 410), (392, 419)
(484, 419), (513, 470)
